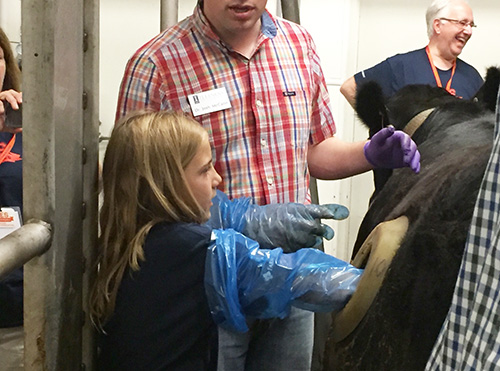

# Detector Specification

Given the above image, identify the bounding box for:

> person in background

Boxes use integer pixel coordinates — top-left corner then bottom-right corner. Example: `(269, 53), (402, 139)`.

(0, 26), (24, 370)
(340, 0), (483, 107)
(89, 110), (363, 370)
(425, 86), (500, 370)
(115, 0), (420, 369)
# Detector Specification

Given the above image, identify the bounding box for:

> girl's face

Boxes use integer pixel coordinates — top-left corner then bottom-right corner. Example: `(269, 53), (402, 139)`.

(184, 134), (222, 219)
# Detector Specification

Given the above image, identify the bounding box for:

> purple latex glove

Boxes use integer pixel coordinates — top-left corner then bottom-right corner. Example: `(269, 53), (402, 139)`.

(364, 125), (420, 173)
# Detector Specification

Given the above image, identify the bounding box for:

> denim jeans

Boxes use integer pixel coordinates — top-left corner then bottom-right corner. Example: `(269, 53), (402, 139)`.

(217, 307), (314, 371)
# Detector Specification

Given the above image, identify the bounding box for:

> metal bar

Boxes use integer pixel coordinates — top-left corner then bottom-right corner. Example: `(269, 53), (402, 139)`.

(0, 220), (52, 280)
(81, 0), (100, 369)
(281, 0), (300, 24)
(160, 0), (179, 30)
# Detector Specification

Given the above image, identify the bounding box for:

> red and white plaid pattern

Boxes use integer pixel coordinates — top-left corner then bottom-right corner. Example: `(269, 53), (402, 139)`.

(116, 6), (335, 205)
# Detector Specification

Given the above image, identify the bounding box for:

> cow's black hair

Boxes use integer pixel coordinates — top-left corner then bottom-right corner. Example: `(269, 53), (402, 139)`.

(324, 67), (500, 371)
(475, 66), (500, 112)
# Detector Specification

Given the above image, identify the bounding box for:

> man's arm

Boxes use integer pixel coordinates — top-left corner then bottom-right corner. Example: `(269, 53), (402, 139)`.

(340, 76), (357, 109)
(308, 136), (371, 180)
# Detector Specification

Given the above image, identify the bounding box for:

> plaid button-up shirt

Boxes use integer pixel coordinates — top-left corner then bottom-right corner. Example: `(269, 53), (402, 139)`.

(116, 5), (335, 205)
(426, 87), (500, 370)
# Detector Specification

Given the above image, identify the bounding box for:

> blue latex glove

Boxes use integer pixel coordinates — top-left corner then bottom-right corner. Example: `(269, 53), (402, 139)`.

(204, 228), (363, 332)
(207, 191), (349, 252)
(364, 125), (421, 173)
(242, 203), (349, 251)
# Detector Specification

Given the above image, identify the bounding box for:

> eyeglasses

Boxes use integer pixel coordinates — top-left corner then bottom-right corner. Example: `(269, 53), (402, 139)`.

(439, 17), (477, 29)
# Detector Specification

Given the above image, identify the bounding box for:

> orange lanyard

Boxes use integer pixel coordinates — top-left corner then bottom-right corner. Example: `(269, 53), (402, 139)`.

(425, 46), (456, 95)
(0, 134), (16, 165)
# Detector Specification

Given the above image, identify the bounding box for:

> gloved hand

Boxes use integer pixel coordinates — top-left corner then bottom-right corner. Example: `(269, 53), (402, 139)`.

(364, 125), (420, 173)
(242, 202), (349, 252)
(207, 190), (349, 252)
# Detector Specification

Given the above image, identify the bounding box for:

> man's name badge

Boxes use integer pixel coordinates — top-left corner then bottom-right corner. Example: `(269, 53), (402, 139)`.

(188, 87), (231, 117)
(0, 207), (22, 239)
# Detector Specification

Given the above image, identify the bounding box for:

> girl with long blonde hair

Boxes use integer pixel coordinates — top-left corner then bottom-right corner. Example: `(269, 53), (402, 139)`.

(91, 110), (221, 370)
(90, 110), (362, 370)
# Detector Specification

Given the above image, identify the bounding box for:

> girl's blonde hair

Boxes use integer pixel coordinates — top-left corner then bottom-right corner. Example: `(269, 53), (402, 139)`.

(90, 110), (210, 325)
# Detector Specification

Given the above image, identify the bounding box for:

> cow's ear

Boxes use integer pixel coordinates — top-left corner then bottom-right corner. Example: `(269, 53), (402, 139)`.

(475, 66), (500, 112)
(355, 81), (388, 136)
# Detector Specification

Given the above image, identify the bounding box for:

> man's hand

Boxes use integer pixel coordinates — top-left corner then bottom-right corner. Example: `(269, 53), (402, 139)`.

(364, 125), (420, 173)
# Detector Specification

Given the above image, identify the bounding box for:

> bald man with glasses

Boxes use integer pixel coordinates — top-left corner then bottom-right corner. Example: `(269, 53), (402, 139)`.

(341, 0), (483, 107)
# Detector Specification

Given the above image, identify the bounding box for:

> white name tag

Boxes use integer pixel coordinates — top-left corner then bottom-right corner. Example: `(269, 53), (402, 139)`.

(188, 87), (231, 117)
(0, 207), (22, 239)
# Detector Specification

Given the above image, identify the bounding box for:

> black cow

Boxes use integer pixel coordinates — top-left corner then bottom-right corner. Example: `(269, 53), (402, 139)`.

(323, 67), (500, 371)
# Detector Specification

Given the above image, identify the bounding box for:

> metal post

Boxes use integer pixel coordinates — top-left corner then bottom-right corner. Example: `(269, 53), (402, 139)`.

(21, 0), (93, 368)
(82, 0), (100, 370)
(0, 220), (52, 280)
(160, 0), (179, 30)
(281, 0), (300, 24)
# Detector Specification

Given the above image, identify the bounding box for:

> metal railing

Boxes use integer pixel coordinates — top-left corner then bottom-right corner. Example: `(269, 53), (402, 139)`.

(0, 220), (52, 280)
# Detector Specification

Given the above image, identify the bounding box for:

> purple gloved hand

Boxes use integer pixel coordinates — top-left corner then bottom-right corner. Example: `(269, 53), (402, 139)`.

(364, 125), (420, 173)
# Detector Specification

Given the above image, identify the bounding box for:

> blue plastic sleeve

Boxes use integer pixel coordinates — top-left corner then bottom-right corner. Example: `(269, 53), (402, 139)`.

(204, 229), (363, 333)
(206, 190), (251, 232)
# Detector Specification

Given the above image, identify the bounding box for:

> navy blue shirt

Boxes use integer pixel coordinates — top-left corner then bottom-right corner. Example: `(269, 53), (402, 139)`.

(354, 47), (484, 100)
(0, 132), (23, 328)
(98, 222), (217, 371)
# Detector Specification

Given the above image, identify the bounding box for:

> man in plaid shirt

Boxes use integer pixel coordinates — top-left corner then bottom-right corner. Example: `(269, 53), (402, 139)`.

(116, 1), (420, 369)
(426, 86), (500, 370)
